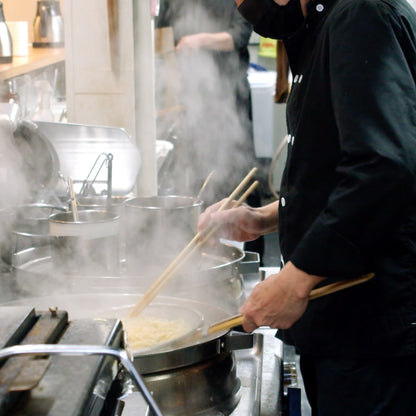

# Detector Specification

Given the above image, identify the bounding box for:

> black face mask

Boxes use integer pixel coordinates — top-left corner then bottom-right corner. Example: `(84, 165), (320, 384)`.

(238, 0), (304, 39)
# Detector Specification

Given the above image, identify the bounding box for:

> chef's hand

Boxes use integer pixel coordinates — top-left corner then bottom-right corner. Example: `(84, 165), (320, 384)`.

(198, 199), (263, 242)
(240, 261), (325, 332)
(198, 199), (279, 243)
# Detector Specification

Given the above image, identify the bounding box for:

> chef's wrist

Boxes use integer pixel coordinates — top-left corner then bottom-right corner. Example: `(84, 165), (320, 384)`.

(287, 261), (325, 299)
(256, 202), (279, 234)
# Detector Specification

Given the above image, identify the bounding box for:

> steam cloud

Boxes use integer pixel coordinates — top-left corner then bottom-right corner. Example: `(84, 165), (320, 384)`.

(156, 2), (255, 205)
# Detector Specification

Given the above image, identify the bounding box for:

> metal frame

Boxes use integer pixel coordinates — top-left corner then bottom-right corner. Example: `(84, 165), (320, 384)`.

(0, 344), (163, 416)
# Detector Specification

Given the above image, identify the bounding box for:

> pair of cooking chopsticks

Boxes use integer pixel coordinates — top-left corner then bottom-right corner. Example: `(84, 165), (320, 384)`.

(127, 168), (260, 318)
(68, 177), (79, 222)
(207, 272), (375, 334)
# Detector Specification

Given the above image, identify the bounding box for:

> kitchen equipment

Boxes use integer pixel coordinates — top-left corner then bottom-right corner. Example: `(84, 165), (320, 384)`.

(102, 302), (204, 354)
(78, 152), (114, 213)
(68, 177), (79, 221)
(32, 121), (141, 197)
(127, 168), (258, 316)
(0, 117), (30, 217)
(0, 344), (163, 416)
(0, 103), (21, 125)
(0, 305), (125, 416)
(196, 169), (215, 200)
(13, 120), (60, 193)
(10, 203), (67, 258)
(32, 1), (64, 48)
(0, 294), (255, 415)
(15, 203), (68, 235)
(77, 195), (128, 215)
(0, 2), (12, 63)
(11, 242), (256, 316)
(3, 256), (284, 415)
(0, 207), (15, 267)
(124, 195), (203, 274)
(49, 210), (121, 276)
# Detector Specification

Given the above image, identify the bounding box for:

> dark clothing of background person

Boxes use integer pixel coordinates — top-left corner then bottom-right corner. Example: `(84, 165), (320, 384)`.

(156, 0), (264, 259)
(157, 0), (252, 127)
(238, 0), (416, 413)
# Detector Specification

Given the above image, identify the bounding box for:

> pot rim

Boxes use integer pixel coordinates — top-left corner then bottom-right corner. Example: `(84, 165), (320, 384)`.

(124, 195), (203, 210)
(49, 209), (120, 224)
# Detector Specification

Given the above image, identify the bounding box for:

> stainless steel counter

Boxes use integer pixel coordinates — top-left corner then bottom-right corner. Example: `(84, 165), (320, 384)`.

(232, 328), (282, 416)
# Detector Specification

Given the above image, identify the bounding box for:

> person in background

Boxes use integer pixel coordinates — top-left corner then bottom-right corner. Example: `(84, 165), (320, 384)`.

(156, 0), (264, 261)
(198, 0), (416, 414)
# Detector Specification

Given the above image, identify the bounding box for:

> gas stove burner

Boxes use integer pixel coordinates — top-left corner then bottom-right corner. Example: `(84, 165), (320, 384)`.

(0, 305), (123, 416)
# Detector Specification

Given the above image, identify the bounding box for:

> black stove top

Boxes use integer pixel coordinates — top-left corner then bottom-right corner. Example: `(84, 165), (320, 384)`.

(0, 306), (123, 416)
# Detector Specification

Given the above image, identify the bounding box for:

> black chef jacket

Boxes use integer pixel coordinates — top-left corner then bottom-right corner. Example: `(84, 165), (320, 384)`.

(239, 0), (416, 358)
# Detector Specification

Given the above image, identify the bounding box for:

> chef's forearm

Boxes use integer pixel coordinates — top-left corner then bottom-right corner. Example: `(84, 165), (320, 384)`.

(203, 32), (235, 51)
(177, 32), (235, 52)
(257, 200), (280, 235)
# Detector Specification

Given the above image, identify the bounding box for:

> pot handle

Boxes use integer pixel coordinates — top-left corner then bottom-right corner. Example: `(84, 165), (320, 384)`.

(238, 251), (260, 275)
(222, 331), (255, 351)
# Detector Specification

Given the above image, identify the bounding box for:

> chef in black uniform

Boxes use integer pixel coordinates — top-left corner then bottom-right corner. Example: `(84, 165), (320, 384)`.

(198, 0), (416, 414)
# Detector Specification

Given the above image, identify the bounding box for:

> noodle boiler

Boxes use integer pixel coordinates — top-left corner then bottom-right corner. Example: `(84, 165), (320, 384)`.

(0, 270), (286, 416)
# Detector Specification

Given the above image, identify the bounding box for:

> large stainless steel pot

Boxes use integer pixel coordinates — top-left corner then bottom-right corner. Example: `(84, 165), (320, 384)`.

(0, 207), (16, 266)
(124, 195), (203, 274)
(76, 195), (128, 216)
(1, 204), (67, 265)
(11, 203), (67, 255)
(0, 293), (249, 364)
(49, 210), (120, 275)
(12, 243), (258, 314)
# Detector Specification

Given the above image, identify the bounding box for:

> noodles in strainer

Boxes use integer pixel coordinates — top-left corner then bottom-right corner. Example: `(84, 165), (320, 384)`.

(122, 316), (191, 351)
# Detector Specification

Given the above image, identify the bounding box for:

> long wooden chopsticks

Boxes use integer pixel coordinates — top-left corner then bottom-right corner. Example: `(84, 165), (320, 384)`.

(207, 272), (375, 335)
(127, 168), (259, 318)
(68, 177), (79, 222)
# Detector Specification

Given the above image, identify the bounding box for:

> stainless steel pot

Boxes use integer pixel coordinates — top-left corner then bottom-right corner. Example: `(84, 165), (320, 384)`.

(0, 207), (16, 266)
(124, 195), (203, 274)
(12, 243), (259, 315)
(76, 195), (128, 215)
(11, 203), (67, 255)
(49, 210), (120, 275)
(0, 293), (250, 367)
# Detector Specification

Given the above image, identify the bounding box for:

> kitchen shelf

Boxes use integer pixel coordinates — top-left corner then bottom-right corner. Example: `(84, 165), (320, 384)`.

(0, 46), (65, 81)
